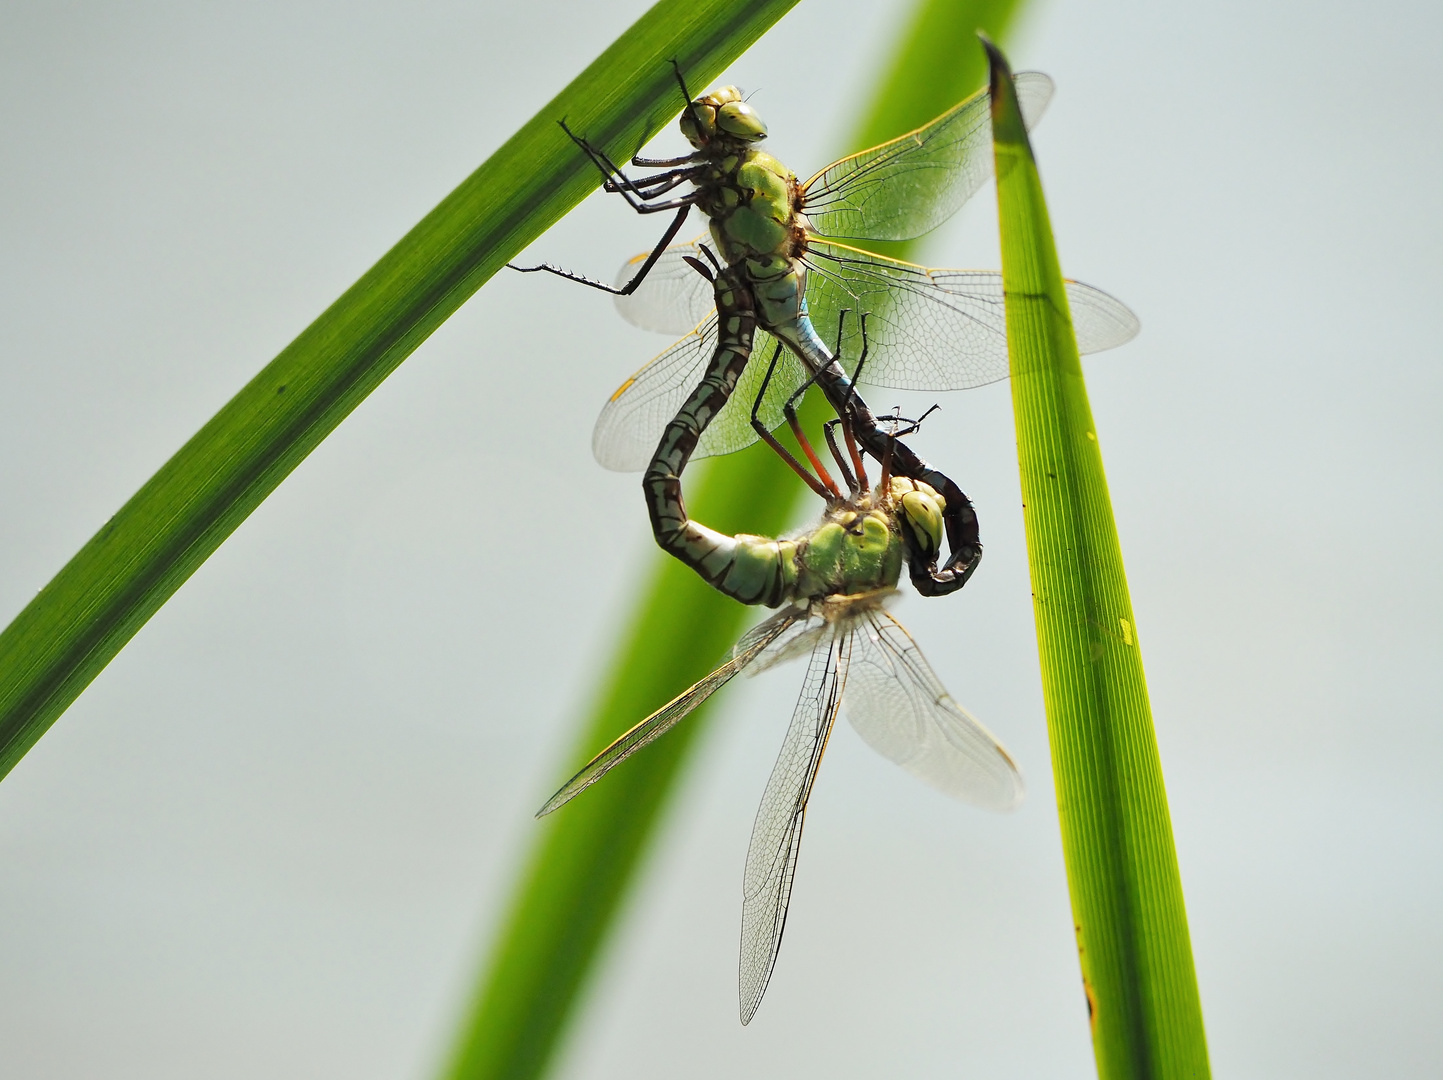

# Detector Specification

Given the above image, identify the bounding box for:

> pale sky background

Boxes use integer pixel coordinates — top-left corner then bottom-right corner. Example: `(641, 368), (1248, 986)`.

(1, 0), (1439, 1077)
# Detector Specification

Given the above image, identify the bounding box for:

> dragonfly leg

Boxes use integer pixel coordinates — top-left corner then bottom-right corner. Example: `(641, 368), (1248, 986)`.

(749, 342), (835, 503)
(778, 353), (843, 501)
(508, 202), (693, 297)
(821, 420), (858, 496)
(631, 152), (699, 168)
(559, 119), (700, 210)
(669, 58), (705, 140)
(802, 347), (983, 596)
(833, 311), (869, 491)
(602, 170), (694, 199)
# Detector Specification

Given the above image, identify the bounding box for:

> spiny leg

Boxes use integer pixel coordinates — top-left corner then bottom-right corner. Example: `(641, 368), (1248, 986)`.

(750, 342), (833, 503)
(615, 62), (705, 170)
(509, 200), (693, 296)
(881, 403), (941, 440)
(780, 311), (983, 595)
(560, 119), (700, 210)
(508, 114), (701, 296)
(670, 58), (703, 141)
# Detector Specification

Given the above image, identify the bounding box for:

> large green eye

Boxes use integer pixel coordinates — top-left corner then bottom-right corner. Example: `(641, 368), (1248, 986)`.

(717, 101), (768, 141)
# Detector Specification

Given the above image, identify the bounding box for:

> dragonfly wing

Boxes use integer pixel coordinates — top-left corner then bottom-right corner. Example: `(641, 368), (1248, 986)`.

(1066, 278), (1142, 353)
(592, 316), (718, 471)
(804, 243), (1010, 390)
(739, 628), (851, 1024)
(746, 609), (830, 677)
(612, 236), (717, 335)
(537, 609), (802, 817)
(804, 242), (1140, 392)
(843, 610), (1023, 810)
(801, 71), (1054, 243)
(593, 321), (798, 471)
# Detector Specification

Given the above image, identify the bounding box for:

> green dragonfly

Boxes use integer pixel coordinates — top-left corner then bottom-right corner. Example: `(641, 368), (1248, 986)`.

(540, 384), (1023, 1024)
(517, 67), (1137, 591)
(518, 69), (1138, 475)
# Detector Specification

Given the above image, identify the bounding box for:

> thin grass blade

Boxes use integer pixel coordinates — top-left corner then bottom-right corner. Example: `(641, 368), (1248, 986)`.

(0, 0), (804, 781)
(986, 37), (1210, 1078)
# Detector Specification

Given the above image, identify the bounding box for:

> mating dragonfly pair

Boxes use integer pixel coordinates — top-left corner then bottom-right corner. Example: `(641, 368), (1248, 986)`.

(516, 60), (1137, 1023)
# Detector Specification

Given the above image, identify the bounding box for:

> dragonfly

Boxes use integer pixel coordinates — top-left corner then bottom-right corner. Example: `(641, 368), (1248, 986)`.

(517, 68), (1138, 471)
(516, 66), (1138, 589)
(539, 378), (1023, 1024)
(644, 259), (974, 596)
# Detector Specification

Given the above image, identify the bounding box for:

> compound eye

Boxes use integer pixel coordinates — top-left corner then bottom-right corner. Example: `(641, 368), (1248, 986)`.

(716, 101), (768, 141)
(679, 101), (720, 147)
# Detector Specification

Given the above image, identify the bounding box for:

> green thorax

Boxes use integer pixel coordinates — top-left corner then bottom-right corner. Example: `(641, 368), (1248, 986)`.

(697, 146), (811, 332)
(698, 149), (800, 269)
(722, 478), (945, 609)
(792, 498), (904, 601)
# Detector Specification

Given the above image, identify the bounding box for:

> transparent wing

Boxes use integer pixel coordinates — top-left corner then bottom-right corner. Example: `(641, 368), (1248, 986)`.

(843, 610), (1023, 810)
(591, 318), (809, 471)
(594, 242), (1138, 471)
(612, 236), (716, 335)
(592, 318), (714, 472)
(536, 609), (801, 817)
(802, 71), (1054, 243)
(739, 628), (850, 1025)
(746, 609), (830, 678)
(804, 240), (1140, 392)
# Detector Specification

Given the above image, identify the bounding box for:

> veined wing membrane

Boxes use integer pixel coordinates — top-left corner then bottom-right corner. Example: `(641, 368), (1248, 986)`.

(802, 71), (1054, 243)
(613, 237), (715, 335)
(805, 241), (1140, 391)
(595, 248), (1137, 472)
(592, 319), (810, 471)
(844, 611), (1023, 810)
(739, 629), (851, 1024)
(592, 319), (715, 472)
(536, 609), (801, 817)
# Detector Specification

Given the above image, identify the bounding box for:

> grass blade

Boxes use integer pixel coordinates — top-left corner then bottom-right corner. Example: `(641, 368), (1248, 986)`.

(986, 38), (1211, 1077)
(0, 0), (803, 781)
(440, 3), (1031, 1078)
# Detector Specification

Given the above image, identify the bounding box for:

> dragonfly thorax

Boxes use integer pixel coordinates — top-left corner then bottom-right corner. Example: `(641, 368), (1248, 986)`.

(791, 477), (943, 601)
(699, 150), (803, 268)
(793, 502), (902, 600)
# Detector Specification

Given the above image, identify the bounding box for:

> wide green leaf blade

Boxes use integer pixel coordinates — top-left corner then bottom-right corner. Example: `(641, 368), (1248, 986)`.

(0, 0), (802, 781)
(439, 3), (1031, 1079)
(987, 37), (1211, 1078)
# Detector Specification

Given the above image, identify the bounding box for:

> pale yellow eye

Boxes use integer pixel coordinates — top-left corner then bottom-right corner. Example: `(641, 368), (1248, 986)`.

(679, 102), (720, 147)
(716, 100), (768, 141)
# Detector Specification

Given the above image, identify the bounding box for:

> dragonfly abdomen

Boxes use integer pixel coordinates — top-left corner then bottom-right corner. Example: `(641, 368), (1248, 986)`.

(644, 268), (804, 607)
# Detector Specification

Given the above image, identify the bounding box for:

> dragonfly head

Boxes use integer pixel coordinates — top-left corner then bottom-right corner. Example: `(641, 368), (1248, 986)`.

(886, 477), (947, 563)
(680, 86), (768, 149)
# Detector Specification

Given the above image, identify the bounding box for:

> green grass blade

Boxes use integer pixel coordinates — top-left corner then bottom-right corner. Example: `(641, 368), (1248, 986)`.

(985, 38), (1211, 1078)
(0, 0), (803, 782)
(440, 3), (1030, 1078)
